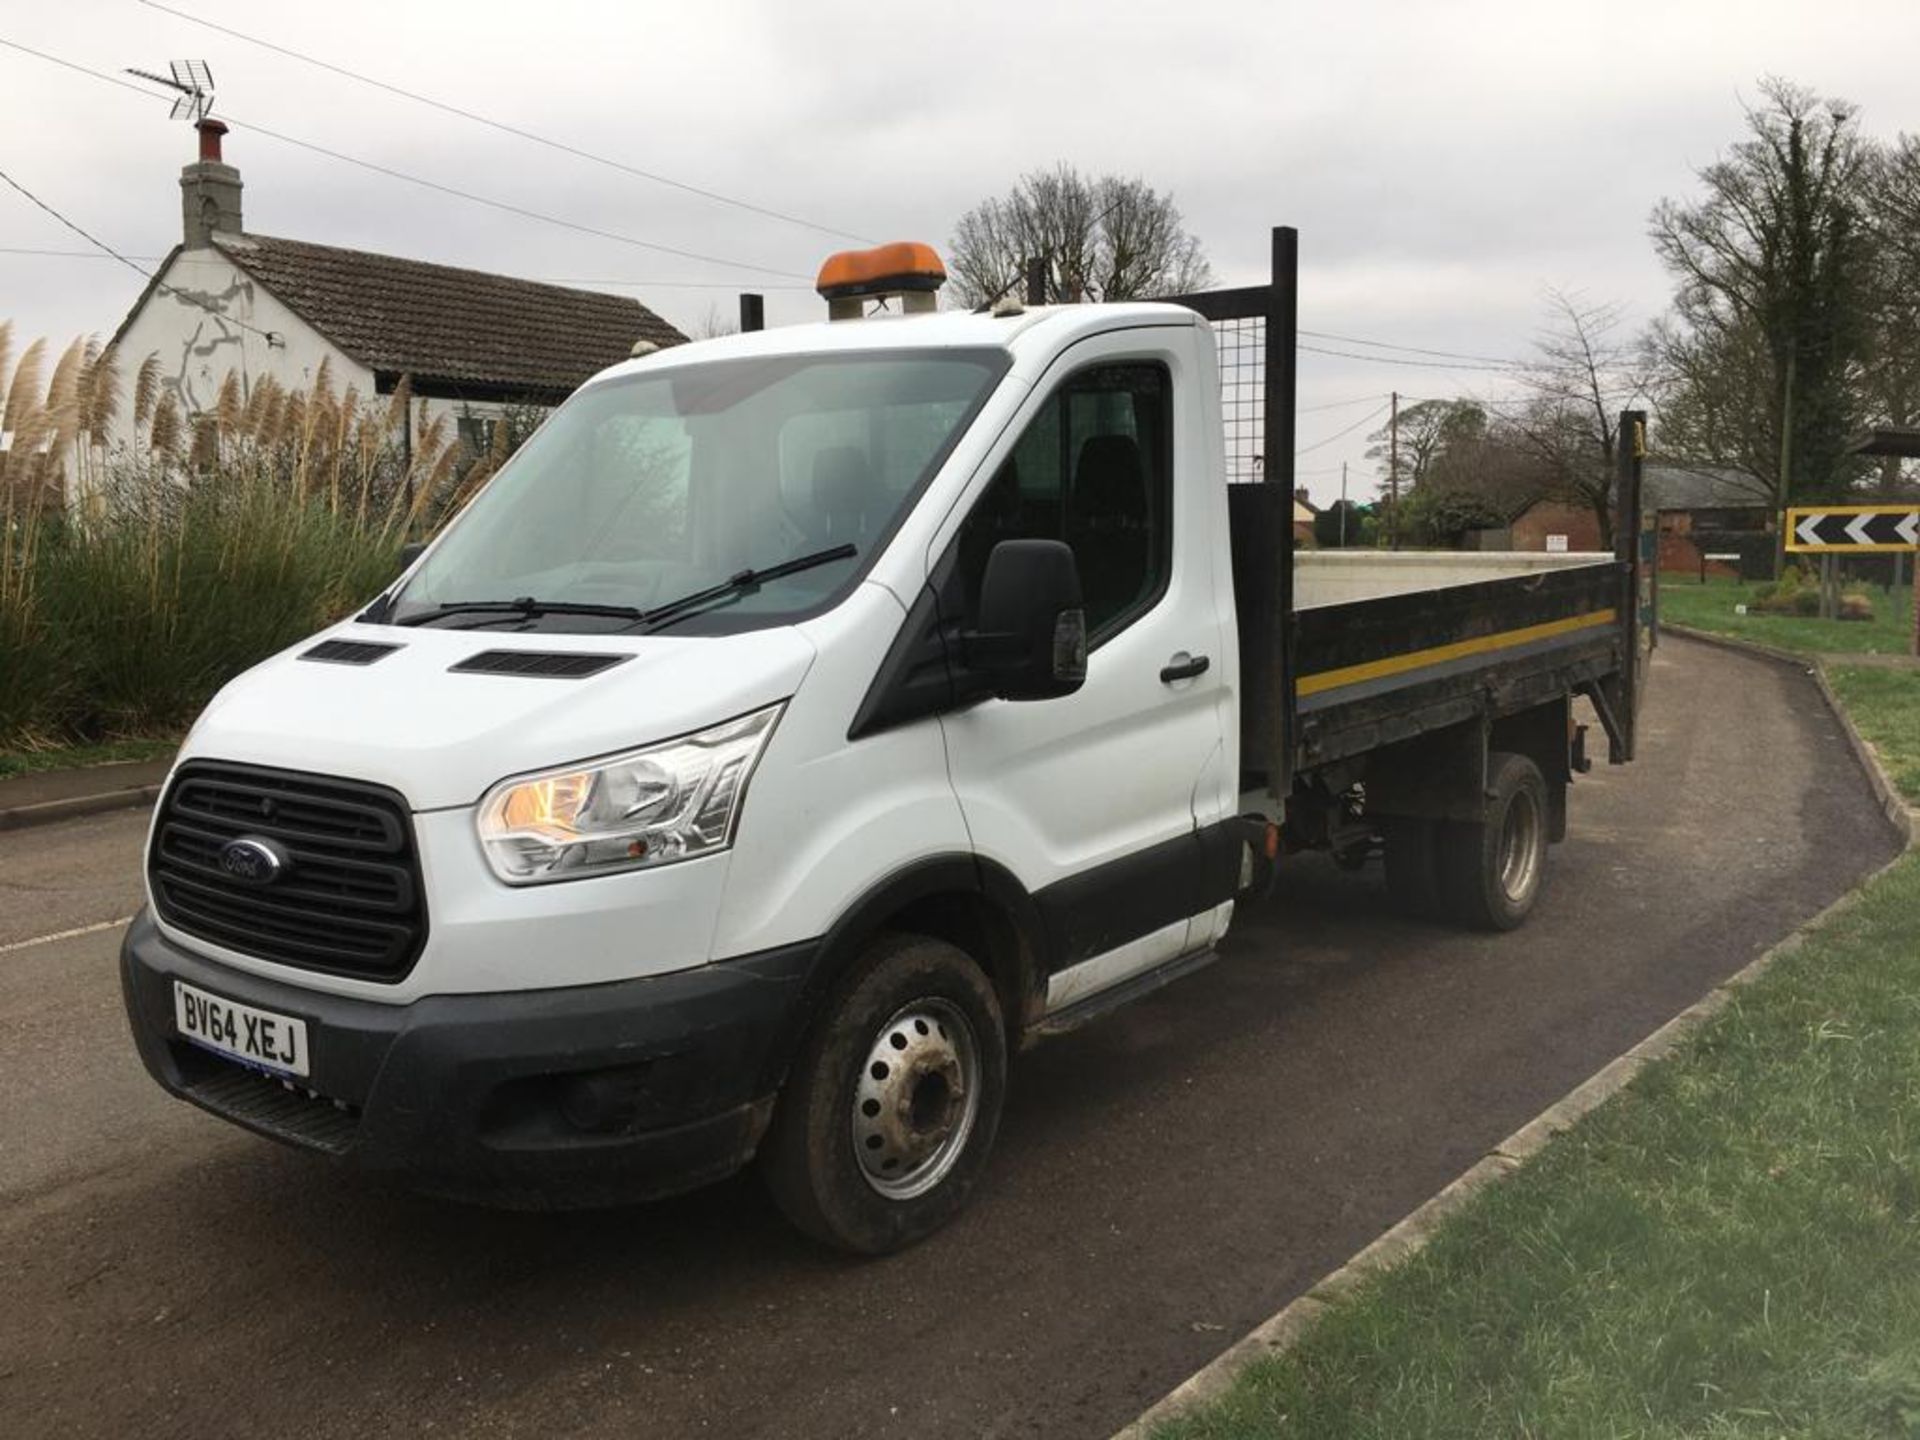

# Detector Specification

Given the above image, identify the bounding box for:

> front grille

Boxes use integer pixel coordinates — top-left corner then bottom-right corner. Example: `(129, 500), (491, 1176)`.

(149, 761), (427, 982)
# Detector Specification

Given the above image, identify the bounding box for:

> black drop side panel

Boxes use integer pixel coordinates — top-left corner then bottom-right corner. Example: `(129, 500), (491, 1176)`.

(1291, 561), (1627, 771)
(1293, 562), (1621, 682)
(1227, 485), (1292, 794)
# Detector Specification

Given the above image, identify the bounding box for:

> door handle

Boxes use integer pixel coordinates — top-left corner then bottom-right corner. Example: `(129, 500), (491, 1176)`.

(1160, 652), (1211, 684)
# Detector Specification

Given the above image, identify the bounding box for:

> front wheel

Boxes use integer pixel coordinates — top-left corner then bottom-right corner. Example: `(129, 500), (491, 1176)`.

(760, 933), (1006, 1254)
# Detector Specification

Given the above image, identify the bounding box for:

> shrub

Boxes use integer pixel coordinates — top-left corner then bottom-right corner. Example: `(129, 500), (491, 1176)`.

(0, 325), (526, 749)
(1839, 591), (1875, 622)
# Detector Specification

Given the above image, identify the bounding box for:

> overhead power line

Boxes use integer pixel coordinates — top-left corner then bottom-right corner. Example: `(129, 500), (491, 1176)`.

(1300, 341), (1521, 373)
(1298, 391), (1390, 414)
(0, 245), (814, 291)
(135, 0), (874, 246)
(0, 164), (283, 343)
(1300, 328), (1524, 368)
(0, 37), (812, 281)
(1296, 400), (1390, 457)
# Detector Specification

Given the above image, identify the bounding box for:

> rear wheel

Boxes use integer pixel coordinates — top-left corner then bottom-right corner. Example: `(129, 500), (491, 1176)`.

(1437, 751), (1549, 931)
(761, 933), (1006, 1254)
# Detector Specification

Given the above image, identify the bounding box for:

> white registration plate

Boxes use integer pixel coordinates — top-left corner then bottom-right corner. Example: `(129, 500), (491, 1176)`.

(172, 980), (311, 1078)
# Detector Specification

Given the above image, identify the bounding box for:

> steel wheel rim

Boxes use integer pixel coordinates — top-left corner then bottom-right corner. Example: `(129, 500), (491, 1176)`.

(1498, 789), (1542, 904)
(851, 998), (981, 1201)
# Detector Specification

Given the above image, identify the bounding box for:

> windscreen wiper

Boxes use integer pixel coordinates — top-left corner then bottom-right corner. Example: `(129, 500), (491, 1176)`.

(638, 543), (858, 633)
(393, 597), (648, 628)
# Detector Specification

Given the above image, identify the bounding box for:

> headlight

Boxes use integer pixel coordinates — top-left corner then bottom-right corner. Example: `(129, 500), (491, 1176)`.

(475, 704), (783, 884)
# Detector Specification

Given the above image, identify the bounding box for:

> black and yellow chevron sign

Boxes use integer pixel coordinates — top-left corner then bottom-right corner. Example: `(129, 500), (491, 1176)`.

(1785, 505), (1920, 553)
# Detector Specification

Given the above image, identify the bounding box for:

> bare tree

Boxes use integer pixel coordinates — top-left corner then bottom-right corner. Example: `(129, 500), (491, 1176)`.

(948, 164), (1211, 308)
(1503, 290), (1653, 551)
(688, 301), (739, 341)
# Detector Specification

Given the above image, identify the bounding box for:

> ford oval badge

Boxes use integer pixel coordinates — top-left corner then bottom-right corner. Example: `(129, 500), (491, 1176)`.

(218, 836), (287, 886)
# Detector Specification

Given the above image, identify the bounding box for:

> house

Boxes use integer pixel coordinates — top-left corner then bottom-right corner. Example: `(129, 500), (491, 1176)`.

(1509, 498), (1601, 553)
(1291, 487), (1317, 545)
(1503, 463), (1771, 570)
(103, 118), (685, 476)
(1643, 464), (1771, 577)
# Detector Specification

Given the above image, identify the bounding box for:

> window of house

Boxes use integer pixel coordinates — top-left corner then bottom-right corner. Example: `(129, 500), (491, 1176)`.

(955, 361), (1172, 641)
(456, 413), (496, 457)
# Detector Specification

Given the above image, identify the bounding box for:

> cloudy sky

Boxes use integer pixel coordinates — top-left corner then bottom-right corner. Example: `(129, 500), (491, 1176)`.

(3, 0), (1917, 503)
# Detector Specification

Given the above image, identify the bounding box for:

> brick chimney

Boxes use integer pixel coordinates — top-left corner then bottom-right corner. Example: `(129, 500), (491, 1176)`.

(180, 118), (242, 249)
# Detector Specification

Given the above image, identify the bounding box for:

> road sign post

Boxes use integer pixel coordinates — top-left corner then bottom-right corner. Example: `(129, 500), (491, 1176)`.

(1785, 504), (1920, 656)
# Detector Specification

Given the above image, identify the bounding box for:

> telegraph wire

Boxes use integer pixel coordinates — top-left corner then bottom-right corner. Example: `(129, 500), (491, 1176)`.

(0, 246), (814, 292)
(0, 163), (285, 344)
(135, 0), (875, 246)
(1297, 392), (1391, 414)
(1300, 341), (1520, 373)
(1300, 328), (1524, 369)
(1295, 400), (1390, 457)
(0, 37), (813, 281)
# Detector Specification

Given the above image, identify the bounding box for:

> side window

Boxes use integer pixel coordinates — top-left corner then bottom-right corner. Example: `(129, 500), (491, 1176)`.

(956, 361), (1171, 641)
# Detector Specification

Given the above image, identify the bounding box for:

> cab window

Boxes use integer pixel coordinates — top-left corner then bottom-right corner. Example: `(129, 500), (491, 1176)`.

(956, 362), (1172, 641)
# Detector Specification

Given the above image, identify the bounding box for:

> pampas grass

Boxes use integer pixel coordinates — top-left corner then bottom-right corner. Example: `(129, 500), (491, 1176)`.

(1, 325), (531, 749)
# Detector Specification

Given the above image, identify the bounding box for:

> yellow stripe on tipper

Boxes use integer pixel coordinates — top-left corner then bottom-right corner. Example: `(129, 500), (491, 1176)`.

(1296, 609), (1618, 698)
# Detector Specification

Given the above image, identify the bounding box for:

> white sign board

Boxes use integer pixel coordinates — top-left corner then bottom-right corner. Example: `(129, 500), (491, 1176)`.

(1545, 534), (1569, 553)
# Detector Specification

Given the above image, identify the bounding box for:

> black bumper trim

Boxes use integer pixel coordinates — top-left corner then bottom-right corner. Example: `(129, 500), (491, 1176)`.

(120, 910), (818, 1208)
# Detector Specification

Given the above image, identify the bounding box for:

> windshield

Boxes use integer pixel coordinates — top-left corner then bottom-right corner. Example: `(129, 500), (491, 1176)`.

(389, 348), (1010, 633)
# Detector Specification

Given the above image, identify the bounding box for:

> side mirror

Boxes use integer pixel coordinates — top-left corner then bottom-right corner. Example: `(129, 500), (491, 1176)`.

(964, 539), (1088, 701)
(400, 541), (427, 569)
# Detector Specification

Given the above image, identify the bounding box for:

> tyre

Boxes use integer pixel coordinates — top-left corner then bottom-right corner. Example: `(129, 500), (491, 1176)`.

(761, 932), (1006, 1255)
(1436, 751), (1550, 931)
(1381, 816), (1444, 918)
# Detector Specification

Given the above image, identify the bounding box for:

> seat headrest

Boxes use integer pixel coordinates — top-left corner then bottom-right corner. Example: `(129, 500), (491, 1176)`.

(1074, 435), (1146, 520)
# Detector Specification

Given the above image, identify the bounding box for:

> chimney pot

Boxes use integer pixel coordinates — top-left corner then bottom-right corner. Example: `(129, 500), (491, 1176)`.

(196, 118), (229, 164)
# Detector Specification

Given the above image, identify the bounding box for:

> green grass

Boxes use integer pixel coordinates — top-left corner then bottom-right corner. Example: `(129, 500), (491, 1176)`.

(1155, 664), (1920, 1439)
(1828, 667), (1920, 806)
(1156, 853), (1920, 1439)
(0, 736), (179, 780)
(1659, 574), (1915, 656)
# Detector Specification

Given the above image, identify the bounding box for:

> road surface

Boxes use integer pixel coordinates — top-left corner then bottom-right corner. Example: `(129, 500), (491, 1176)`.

(0, 637), (1900, 1439)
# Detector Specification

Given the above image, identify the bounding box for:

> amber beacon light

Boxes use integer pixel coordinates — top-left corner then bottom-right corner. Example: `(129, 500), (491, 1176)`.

(816, 242), (947, 319)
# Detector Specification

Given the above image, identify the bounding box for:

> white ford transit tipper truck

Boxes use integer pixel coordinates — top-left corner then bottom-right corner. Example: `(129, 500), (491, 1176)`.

(122, 231), (1653, 1252)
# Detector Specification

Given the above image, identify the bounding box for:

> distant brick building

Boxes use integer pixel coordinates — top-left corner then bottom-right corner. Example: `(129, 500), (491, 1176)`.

(1509, 499), (1602, 553)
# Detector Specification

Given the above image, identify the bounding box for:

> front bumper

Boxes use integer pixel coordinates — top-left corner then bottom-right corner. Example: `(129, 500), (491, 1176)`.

(120, 910), (818, 1208)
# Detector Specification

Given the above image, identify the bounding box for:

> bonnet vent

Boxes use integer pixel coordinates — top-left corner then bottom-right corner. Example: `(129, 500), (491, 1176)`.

(449, 650), (629, 679)
(301, 639), (403, 666)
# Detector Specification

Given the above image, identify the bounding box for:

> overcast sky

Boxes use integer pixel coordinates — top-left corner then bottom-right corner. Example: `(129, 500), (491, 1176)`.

(4, 0), (1918, 503)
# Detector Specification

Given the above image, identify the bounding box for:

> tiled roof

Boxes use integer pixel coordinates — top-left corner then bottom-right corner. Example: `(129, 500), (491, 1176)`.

(1643, 463), (1771, 511)
(212, 232), (686, 397)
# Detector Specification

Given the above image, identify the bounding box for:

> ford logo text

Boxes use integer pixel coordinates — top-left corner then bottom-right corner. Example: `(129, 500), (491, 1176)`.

(218, 837), (287, 886)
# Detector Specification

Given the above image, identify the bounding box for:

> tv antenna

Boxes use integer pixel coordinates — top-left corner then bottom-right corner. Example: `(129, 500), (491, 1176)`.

(124, 60), (216, 123)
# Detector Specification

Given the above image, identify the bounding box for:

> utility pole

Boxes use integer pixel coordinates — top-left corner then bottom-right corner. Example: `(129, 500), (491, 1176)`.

(1339, 461), (1348, 547)
(1388, 390), (1400, 550)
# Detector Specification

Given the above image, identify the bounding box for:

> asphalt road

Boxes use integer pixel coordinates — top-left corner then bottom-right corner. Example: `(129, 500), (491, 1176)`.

(0, 637), (1902, 1440)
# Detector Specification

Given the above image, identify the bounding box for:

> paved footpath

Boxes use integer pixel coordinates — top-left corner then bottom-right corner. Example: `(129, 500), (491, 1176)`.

(0, 636), (1900, 1440)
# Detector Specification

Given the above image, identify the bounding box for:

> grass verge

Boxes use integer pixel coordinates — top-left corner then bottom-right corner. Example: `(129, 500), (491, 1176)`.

(0, 737), (179, 781)
(1659, 575), (1913, 656)
(1828, 666), (1920, 806)
(1151, 667), (1920, 1440)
